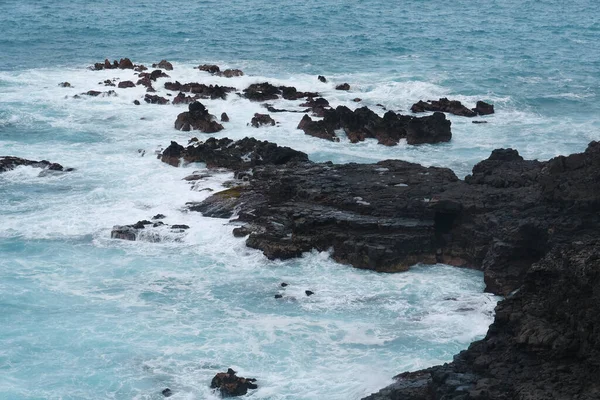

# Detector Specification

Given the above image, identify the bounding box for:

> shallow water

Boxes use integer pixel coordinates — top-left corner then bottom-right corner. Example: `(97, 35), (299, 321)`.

(1, 0), (598, 398)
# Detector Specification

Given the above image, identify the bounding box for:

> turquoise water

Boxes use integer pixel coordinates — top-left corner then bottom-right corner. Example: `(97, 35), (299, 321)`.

(1, 0), (598, 399)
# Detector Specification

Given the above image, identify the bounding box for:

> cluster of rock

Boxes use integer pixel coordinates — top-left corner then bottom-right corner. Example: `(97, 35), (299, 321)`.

(297, 106), (451, 145)
(175, 138), (600, 399)
(160, 136), (308, 169)
(411, 98), (495, 117)
(242, 82), (319, 102)
(110, 215), (190, 242)
(164, 81), (236, 100)
(0, 156), (73, 174)
(197, 64), (244, 78)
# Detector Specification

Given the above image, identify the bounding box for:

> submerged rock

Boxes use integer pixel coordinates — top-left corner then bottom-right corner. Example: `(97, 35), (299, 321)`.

(110, 220), (190, 242)
(211, 368), (257, 397)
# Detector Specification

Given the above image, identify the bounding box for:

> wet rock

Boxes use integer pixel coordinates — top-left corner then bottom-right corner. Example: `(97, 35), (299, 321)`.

(58, 82), (71, 87)
(161, 388), (173, 397)
(221, 112), (230, 122)
(210, 369), (257, 397)
(174, 102), (224, 132)
(144, 94), (169, 105)
(133, 100), (140, 105)
(353, 98), (362, 102)
(405, 112), (452, 145)
(297, 114), (338, 141)
(162, 136), (308, 172)
(219, 69), (244, 78)
(117, 80), (136, 89)
(242, 82), (281, 102)
(134, 65), (148, 72)
(473, 100), (495, 115)
(318, 75), (327, 83)
(172, 92), (198, 105)
(472, 120), (487, 124)
(410, 98), (477, 117)
(152, 214), (166, 220)
(250, 113), (276, 128)
(0, 156), (71, 174)
(274, 294), (283, 299)
(118, 58), (134, 69)
(111, 220), (189, 242)
(164, 81), (235, 100)
(335, 83), (350, 90)
(305, 290), (314, 296)
(152, 60), (174, 70)
(280, 282), (288, 287)
(197, 64), (221, 74)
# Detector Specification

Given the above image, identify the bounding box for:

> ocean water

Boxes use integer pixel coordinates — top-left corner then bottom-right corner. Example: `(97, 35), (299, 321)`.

(0, 0), (598, 399)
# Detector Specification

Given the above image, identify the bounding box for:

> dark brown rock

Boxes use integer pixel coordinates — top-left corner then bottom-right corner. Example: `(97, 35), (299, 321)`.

(210, 369), (257, 397)
(152, 60), (174, 70)
(221, 112), (230, 122)
(411, 98), (478, 117)
(174, 102), (223, 132)
(250, 113), (276, 128)
(117, 80), (136, 89)
(164, 81), (235, 100)
(144, 94), (169, 105)
(335, 83), (350, 90)
(474, 100), (495, 115)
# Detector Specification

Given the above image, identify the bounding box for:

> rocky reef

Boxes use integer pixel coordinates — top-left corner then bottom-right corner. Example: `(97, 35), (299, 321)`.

(185, 139), (600, 399)
(0, 156), (73, 175)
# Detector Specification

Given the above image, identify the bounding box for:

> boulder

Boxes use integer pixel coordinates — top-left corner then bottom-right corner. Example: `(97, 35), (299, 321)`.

(117, 80), (136, 89)
(335, 83), (350, 90)
(411, 98), (477, 117)
(144, 94), (169, 104)
(174, 102), (224, 132)
(318, 75), (327, 83)
(152, 60), (174, 70)
(210, 368), (257, 397)
(250, 113), (276, 127)
(473, 100), (495, 115)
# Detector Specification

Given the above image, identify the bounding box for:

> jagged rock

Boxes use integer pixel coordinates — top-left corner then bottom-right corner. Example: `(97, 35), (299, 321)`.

(219, 69), (244, 77)
(174, 102), (223, 132)
(118, 58), (134, 69)
(144, 94), (169, 104)
(250, 113), (275, 127)
(197, 64), (221, 74)
(161, 136), (308, 171)
(242, 82), (281, 101)
(473, 100), (495, 115)
(164, 81), (235, 100)
(152, 60), (173, 70)
(335, 83), (350, 90)
(161, 388), (173, 397)
(411, 98), (479, 117)
(296, 106), (450, 146)
(221, 112), (230, 122)
(117, 80), (136, 88)
(0, 156), (72, 174)
(172, 92), (198, 104)
(210, 369), (257, 397)
(110, 220), (189, 242)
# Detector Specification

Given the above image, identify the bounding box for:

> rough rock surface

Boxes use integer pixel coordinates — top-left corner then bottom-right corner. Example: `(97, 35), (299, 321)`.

(164, 81), (236, 100)
(152, 60), (173, 70)
(110, 220), (189, 242)
(91, 58), (137, 70)
(160, 136), (308, 170)
(174, 102), (223, 132)
(411, 98), (495, 117)
(210, 368), (257, 397)
(250, 113), (276, 127)
(242, 82), (318, 102)
(189, 141), (600, 400)
(296, 106), (451, 145)
(0, 156), (71, 173)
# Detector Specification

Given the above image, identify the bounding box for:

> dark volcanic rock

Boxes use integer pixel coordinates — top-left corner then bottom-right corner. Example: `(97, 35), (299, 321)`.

(197, 64), (221, 74)
(117, 80), (136, 89)
(318, 75), (327, 83)
(152, 60), (173, 70)
(174, 102), (223, 132)
(172, 92), (198, 105)
(335, 83), (350, 90)
(111, 219), (189, 242)
(210, 368), (257, 397)
(161, 137), (308, 171)
(0, 156), (71, 174)
(58, 82), (71, 88)
(474, 100), (495, 115)
(250, 113), (276, 128)
(144, 94), (169, 104)
(221, 112), (230, 122)
(242, 82), (281, 101)
(219, 69), (244, 78)
(296, 106), (451, 146)
(164, 81), (235, 100)
(411, 98), (478, 117)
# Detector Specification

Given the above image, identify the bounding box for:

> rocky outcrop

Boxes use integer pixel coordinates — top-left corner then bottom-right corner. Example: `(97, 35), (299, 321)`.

(0, 156), (72, 174)
(152, 60), (173, 70)
(296, 106), (451, 145)
(144, 94), (169, 104)
(160, 137), (308, 170)
(242, 82), (318, 102)
(250, 113), (275, 127)
(210, 368), (257, 397)
(110, 220), (190, 242)
(188, 141), (600, 399)
(411, 98), (495, 117)
(90, 58), (142, 70)
(164, 81), (236, 100)
(117, 80), (136, 88)
(335, 83), (350, 90)
(197, 64), (244, 77)
(174, 102), (223, 132)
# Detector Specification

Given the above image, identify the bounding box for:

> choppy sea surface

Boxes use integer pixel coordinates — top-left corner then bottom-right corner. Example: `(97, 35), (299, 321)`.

(0, 0), (597, 398)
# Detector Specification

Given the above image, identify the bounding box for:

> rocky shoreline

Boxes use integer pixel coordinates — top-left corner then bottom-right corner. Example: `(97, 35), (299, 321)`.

(169, 137), (600, 399)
